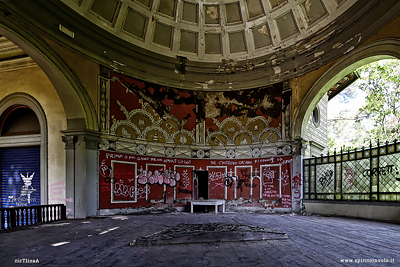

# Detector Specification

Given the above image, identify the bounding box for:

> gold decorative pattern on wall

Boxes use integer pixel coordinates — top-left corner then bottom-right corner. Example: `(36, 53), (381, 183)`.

(206, 116), (281, 146)
(110, 99), (195, 145)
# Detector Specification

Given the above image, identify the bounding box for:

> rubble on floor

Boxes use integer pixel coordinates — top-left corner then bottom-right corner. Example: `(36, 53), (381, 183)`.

(131, 223), (287, 246)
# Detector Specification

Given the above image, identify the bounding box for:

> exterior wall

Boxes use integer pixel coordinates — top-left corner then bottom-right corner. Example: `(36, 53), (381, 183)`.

(304, 94), (328, 157)
(304, 201), (400, 223)
(0, 65), (67, 206)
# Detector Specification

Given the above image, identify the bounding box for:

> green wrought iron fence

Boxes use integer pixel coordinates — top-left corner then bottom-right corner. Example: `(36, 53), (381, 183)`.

(303, 140), (400, 201)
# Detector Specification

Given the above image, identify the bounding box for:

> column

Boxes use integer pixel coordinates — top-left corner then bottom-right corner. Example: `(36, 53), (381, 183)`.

(291, 138), (305, 214)
(62, 131), (100, 218)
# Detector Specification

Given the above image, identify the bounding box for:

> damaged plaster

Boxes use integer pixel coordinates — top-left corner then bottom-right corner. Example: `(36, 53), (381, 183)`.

(206, 6), (219, 20)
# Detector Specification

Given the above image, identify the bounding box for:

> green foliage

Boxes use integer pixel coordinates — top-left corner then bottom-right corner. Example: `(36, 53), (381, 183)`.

(357, 59), (400, 143)
(328, 59), (400, 152)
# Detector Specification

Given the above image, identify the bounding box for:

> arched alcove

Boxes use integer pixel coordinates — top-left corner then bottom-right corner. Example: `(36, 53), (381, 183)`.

(0, 93), (48, 205)
(294, 38), (400, 140)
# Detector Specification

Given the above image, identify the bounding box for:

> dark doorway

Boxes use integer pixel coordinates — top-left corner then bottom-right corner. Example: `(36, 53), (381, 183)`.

(195, 170), (208, 200)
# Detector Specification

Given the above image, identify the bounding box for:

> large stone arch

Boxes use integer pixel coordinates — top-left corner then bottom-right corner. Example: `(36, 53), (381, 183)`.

(293, 38), (400, 140)
(0, 23), (98, 131)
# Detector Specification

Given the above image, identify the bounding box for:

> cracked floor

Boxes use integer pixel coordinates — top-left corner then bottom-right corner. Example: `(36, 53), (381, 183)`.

(1, 212), (399, 266)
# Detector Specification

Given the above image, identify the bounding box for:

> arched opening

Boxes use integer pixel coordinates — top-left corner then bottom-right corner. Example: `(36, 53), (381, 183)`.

(294, 38), (400, 141)
(0, 94), (47, 207)
(0, 106), (40, 136)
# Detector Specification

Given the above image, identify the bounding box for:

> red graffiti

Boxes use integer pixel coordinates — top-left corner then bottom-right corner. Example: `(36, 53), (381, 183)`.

(292, 174), (302, 189)
(292, 174), (302, 200)
(344, 166), (355, 189)
(294, 189), (301, 199)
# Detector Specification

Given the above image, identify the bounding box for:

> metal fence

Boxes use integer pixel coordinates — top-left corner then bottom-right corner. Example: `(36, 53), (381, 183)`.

(303, 140), (400, 201)
(0, 204), (66, 231)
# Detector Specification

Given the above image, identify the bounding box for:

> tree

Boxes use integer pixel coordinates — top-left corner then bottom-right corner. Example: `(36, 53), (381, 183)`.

(356, 59), (400, 144)
(328, 59), (400, 152)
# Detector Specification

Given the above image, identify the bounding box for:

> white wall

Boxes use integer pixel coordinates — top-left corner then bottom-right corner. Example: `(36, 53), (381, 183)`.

(304, 201), (400, 222)
(304, 94), (328, 157)
(0, 65), (67, 205)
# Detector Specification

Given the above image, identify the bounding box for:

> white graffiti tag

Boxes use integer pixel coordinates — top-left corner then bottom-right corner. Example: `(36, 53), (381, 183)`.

(209, 171), (225, 182)
(262, 168), (276, 184)
(281, 170), (290, 187)
(180, 170), (190, 188)
(114, 180), (135, 198)
(20, 173), (36, 204)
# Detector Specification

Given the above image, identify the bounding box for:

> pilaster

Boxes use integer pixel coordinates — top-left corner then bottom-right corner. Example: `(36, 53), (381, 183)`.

(62, 131), (100, 218)
(291, 138), (304, 214)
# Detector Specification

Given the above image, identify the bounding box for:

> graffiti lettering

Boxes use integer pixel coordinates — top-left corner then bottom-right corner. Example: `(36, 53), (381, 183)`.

(292, 174), (302, 190)
(292, 174), (302, 200)
(278, 159), (292, 165)
(102, 165), (116, 184)
(137, 169), (181, 187)
(236, 169), (256, 191)
(362, 165), (400, 180)
(218, 161), (237, 165)
(177, 170), (192, 194)
(209, 171), (225, 182)
(114, 182), (135, 198)
(224, 175), (236, 188)
(259, 158), (275, 163)
(318, 170), (333, 189)
(178, 187), (193, 194)
(281, 170), (290, 187)
(344, 166), (355, 189)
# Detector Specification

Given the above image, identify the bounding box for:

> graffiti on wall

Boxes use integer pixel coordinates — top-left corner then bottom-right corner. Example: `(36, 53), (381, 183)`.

(209, 171), (225, 189)
(20, 173), (36, 204)
(292, 174), (302, 199)
(344, 166), (355, 189)
(98, 151), (293, 209)
(49, 181), (66, 203)
(236, 168), (256, 191)
(318, 170), (333, 189)
(262, 165), (280, 199)
(111, 162), (137, 203)
(208, 167), (226, 199)
(177, 169), (192, 194)
(362, 165), (400, 180)
(137, 168), (181, 187)
(224, 175), (236, 188)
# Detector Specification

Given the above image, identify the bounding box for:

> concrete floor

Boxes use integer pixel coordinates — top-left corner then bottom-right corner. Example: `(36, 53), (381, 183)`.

(0, 212), (399, 266)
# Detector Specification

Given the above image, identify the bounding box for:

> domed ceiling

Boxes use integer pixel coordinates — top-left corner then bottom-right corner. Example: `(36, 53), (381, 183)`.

(1, 0), (399, 90)
(66, 0), (353, 63)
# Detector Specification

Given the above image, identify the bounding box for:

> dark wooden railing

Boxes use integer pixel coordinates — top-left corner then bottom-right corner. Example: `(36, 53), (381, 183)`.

(0, 204), (66, 231)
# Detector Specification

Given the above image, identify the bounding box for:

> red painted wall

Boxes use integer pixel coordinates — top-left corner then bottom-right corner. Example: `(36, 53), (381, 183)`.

(99, 151), (292, 210)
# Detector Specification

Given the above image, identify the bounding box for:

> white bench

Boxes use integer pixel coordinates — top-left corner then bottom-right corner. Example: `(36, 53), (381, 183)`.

(190, 199), (225, 214)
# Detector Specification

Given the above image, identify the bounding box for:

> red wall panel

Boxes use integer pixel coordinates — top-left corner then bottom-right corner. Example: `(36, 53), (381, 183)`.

(99, 151), (292, 210)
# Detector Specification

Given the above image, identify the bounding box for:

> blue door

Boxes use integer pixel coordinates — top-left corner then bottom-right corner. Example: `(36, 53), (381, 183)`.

(1, 146), (41, 208)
